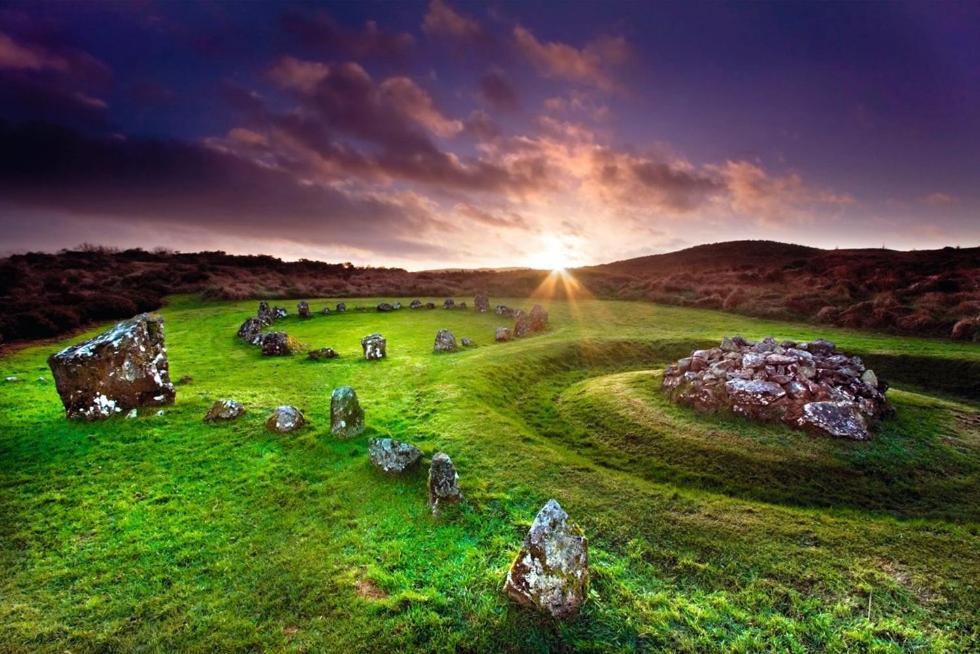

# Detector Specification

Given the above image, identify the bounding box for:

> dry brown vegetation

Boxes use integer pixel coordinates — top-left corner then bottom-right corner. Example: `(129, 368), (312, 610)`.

(1, 240), (977, 344)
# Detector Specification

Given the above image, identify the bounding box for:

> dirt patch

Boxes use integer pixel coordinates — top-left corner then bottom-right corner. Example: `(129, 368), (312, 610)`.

(356, 578), (388, 600)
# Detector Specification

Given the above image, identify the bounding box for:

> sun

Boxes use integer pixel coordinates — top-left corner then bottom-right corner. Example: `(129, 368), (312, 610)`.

(536, 235), (571, 271)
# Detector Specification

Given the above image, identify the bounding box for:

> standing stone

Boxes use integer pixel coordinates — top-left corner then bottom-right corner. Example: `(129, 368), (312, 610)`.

(361, 333), (387, 360)
(443, 298), (455, 309)
(237, 317), (265, 345)
(297, 301), (311, 318)
(433, 329), (458, 353)
(48, 313), (175, 420)
(528, 305), (549, 331)
(503, 499), (589, 619)
(474, 293), (490, 313)
(260, 332), (292, 356)
(410, 299), (423, 309)
(258, 301), (273, 324)
(428, 452), (462, 511)
(331, 386), (365, 438)
(496, 327), (512, 342)
(204, 399), (245, 422)
(266, 405), (305, 433)
(368, 438), (422, 474)
(336, 302), (347, 312)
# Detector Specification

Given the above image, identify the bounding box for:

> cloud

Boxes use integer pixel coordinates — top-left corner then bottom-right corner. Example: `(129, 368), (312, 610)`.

(0, 121), (455, 259)
(422, 0), (485, 41)
(920, 191), (957, 206)
(281, 8), (415, 61)
(513, 26), (629, 90)
(717, 160), (854, 224)
(454, 202), (530, 230)
(478, 67), (518, 111)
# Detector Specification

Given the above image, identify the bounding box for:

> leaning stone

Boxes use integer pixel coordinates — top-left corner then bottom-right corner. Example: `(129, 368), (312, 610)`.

(428, 452), (462, 511)
(797, 401), (870, 440)
(368, 438), (422, 474)
(260, 332), (292, 356)
(308, 347), (338, 361)
(297, 301), (311, 318)
(474, 293), (490, 312)
(205, 399), (245, 422)
(331, 386), (364, 438)
(48, 313), (175, 420)
(503, 499), (589, 619)
(433, 329), (458, 353)
(361, 333), (386, 360)
(496, 327), (512, 342)
(266, 405), (305, 433)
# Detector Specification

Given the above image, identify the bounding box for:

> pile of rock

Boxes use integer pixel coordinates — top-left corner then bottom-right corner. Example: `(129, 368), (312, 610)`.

(48, 313), (176, 420)
(661, 336), (892, 440)
(260, 331), (291, 356)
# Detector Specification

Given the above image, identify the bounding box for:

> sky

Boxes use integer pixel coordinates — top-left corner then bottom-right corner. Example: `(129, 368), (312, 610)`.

(0, 0), (978, 270)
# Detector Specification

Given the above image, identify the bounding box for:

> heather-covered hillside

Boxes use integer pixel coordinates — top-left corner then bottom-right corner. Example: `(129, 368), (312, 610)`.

(1, 241), (977, 345)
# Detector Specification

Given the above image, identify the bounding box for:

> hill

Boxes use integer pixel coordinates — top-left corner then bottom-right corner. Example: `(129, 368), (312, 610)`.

(0, 241), (977, 345)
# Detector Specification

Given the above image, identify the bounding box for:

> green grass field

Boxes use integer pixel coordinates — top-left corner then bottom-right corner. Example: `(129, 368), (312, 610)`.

(1, 295), (978, 653)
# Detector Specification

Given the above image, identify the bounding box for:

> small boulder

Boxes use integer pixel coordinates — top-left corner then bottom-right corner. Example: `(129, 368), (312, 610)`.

(503, 499), (589, 619)
(331, 386), (365, 438)
(410, 299), (423, 309)
(433, 329), (458, 353)
(496, 327), (512, 342)
(461, 337), (475, 347)
(272, 306), (288, 320)
(321, 306), (331, 315)
(297, 301), (311, 318)
(443, 298), (456, 309)
(237, 317), (265, 345)
(495, 304), (516, 317)
(797, 401), (870, 440)
(266, 405), (305, 433)
(377, 302), (395, 312)
(368, 438), (422, 474)
(336, 302), (347, 312)
(361, 333), (387, 360)
(204, 399), (245, 422)
(48, 313), (175, 420)
(425, 302), (436, 309)
(308, 347), (338, 361)
(260, 331), (292, 356)
(428, 452), (462, 511)
(474, 293), (490, 313)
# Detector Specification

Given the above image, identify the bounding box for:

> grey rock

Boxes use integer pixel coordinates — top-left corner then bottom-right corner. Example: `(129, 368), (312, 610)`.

(361, 333), (386, 360)
(428, 452), (462, 511)
(308, 347), (338, 361)
(331, 386), (364, 438)
(205, 399), (245, 422)
(797, 401), (870, 440)
(495, 327), (512, 342)
(503, 499), (589, 619)
(433, 329), (458, 353)
(266, 405), (305, 433)
(368, 438), (422, 474)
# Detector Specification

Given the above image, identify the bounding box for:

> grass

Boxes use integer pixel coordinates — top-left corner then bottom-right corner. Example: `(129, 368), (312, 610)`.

(1, 295), (978, 653)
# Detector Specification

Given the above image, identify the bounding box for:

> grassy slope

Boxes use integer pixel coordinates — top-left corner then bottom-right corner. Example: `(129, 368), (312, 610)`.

(0, 295), (978, 653)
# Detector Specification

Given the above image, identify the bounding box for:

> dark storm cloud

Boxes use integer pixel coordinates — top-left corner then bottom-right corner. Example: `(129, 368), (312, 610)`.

(0, 121), (454, 257)
(478, 68), (518, 111)
(281, 8), (415, 61)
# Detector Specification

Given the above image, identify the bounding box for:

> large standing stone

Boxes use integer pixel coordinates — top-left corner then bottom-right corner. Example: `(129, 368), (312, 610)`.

(204, 399), (245, 422)
(503, 499), (589, 619)
(428, 452), (462, 511)
(266, 405), (305, 433)
(48, 313), (175, 420)
(237, 317), (265, 345)
(297, 301), (311, 318)
(361, 333), (387, 360)
(331, 386), (365, 438)
(368, 438), (422, 474)
(433, 329), (458, 353)
(515, 304), (549, 337)
(474, 293), (490, 312)
(261, 332), (292, 356)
